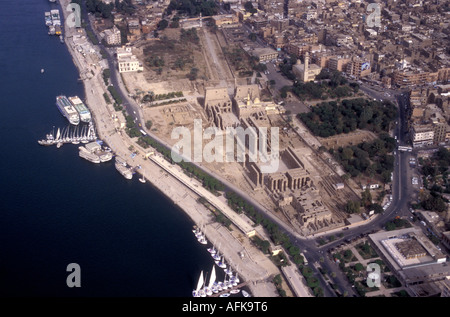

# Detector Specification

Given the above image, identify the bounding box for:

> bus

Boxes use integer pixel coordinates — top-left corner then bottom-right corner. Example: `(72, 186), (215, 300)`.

(398, 145), (412, 152)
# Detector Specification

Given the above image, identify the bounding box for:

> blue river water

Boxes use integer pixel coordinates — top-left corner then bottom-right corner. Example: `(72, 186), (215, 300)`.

(0, 0), (215, 297)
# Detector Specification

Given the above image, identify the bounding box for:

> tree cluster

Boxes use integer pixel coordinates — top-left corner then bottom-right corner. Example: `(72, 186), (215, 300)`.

(298, 98), (397, 138)
(417, 147), (450, 212)
(166, 0), (218, 17)
(85, 0), (114, 18)
(332, 133), (396, 180)
(180, 28), (200, 45)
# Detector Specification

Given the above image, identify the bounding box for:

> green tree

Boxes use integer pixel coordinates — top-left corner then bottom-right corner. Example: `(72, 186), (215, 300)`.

(157, 19), (169, 30)
(354, 263), (364, 272)
(345, 200), (360, 214)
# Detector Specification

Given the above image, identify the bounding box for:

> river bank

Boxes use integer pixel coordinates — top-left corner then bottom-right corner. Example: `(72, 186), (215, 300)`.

(57, 0), (281, 297)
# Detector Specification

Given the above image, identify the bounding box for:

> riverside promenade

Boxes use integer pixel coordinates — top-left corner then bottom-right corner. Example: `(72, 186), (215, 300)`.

(57, 0), (291, 297)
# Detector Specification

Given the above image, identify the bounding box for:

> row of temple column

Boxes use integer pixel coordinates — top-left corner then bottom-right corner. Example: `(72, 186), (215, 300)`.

(268, 174), (310, 192)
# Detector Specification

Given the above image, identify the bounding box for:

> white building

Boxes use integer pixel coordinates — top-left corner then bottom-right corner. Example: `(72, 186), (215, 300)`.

(116, 47), (143, 73)
(411, 124), (434, 147)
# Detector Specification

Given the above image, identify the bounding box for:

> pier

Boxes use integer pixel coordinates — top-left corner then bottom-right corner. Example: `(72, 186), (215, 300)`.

(38, 122), (97, 146)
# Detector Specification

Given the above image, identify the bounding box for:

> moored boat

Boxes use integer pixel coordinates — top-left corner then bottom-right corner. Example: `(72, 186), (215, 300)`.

(215, 256), (226, 269)
(56, 95), (80, 125)
(192, 271), (204, 297)
(198, 233), (207, 245)
(115, 156), (133, 179)
(79, 146), (100, 163)
(68, 96), (91, 123)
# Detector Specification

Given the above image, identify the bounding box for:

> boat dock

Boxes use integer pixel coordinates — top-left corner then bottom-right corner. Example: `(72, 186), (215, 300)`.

(38, 122), (97, 146)
(208, 281), (250, 297)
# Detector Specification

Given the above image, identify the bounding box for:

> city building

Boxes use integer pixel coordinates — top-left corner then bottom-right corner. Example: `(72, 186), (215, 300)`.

(102, 25), (121, 46)
(116, 47), (143, 73)
(411, 124), (434, 148)
(369, 228), (449, 297)
(345, 56), (371, 78)
(292, 52), (322, 83)
(249, 47), (279, 63)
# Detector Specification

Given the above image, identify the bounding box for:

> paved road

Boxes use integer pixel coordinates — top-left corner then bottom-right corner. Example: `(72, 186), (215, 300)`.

(81, 8), (418, 296)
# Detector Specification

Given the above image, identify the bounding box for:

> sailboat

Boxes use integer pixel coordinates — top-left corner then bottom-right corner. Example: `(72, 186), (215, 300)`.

(192, 271), (204, 297)
(139, 170), (146, 183)
(212, 250), (221, 261)
(199, 272), (207, 297)
(215, 256), (226, 269)
(81, 125), (89, 143)
(72, 126), (80, 144)
(222, 274), (229, 290)
(224, 274), (232, 289)
(198, 232), (207, 245)
(230, 272), (239, 287)
(207, 244), (216, 255)
(55, 128), (61, 141)
(205, 266), (216, 296)
(224, 266), (233, 276)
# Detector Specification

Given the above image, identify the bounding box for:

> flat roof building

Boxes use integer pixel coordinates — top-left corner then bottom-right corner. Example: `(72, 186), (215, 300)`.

(369, 228), (449, 296)
(250, 47), (278, 63)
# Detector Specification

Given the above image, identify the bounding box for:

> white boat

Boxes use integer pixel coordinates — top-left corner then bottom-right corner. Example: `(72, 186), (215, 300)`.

(212, 282), (219, 294)
(115, 157), (133, 179)
(223, 275), (232, 289)
(68, 96), (91, 123)
(231, 273), (240, 285)
(192, 271), (204, 297)
(207, 245), (216, 255)
(99, 152), (113, 162)
(56, 95), (80, 125)
(44, 12), (52, 26)
(79, 146), (101, 163)
(198, 233), (207, 245)
(139, 170), (146, 183)
(212, 251), (221, 261)
(230, 289), (240, 294)
(41, 68), (45, 73)
(55, 128), (61, 141)
(224, 267), (233, 276)
(205, 266), (216, 296)
(242, 290), (251, 297)
(192, 226), (201, 236)
(219, 293), (230, 297)
(215, 256), (226, 269)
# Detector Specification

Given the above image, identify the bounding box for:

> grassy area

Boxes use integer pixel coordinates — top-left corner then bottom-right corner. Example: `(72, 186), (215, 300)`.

(333, 249), (357, 264)
(355, 241), (379, 260)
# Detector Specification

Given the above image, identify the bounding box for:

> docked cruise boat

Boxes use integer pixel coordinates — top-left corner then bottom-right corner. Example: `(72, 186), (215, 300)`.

(56, 95), (80, 125)
(78, 146), (100, 163)
(115, 156), (133, 180)
(68, 96), (91, 123)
